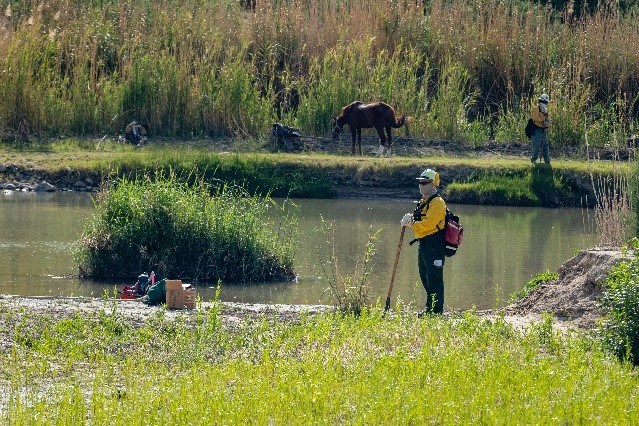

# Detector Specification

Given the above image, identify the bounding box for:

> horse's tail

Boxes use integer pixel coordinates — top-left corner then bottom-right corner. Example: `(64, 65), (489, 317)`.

(392, 115), (407, 128)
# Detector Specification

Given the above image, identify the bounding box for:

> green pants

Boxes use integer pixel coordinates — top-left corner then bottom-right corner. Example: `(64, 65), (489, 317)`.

(531, 128), (550, 163)
(418, 231), (446, 314)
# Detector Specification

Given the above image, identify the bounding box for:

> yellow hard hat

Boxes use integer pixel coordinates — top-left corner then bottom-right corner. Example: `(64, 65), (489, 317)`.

(416, 169), (440, 186)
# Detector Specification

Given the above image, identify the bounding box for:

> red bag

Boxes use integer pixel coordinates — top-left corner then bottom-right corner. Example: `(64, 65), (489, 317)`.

(443, 210), (463, 257)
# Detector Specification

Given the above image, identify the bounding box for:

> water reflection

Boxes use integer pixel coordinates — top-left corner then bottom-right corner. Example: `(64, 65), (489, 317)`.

(0, 192), (597, 310)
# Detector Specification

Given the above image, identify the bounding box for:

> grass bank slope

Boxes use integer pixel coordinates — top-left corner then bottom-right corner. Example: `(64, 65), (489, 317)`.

(0, 140), (631, 207)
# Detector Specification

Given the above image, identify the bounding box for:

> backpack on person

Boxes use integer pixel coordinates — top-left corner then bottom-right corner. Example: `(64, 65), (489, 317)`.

(443, 208), (463, 257)
(409, 195), (464, 257)
(525, 117), (536, 140)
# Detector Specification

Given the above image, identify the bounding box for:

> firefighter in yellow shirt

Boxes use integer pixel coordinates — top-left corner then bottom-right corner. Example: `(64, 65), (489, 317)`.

(531, 93), (551, 164)
(401, 169), (447, 315)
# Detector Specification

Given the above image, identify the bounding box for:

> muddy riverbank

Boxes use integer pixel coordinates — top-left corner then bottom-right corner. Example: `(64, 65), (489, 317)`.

(0, 247), (632, 346)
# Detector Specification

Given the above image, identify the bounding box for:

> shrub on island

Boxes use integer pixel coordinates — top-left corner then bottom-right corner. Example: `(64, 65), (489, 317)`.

(74, 174), (297, 283)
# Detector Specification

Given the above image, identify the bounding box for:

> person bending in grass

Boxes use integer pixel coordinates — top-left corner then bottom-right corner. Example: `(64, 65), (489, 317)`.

(401, 168), (447, 315)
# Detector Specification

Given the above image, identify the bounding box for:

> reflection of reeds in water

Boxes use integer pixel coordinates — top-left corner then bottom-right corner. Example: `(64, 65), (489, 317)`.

(591, 171), (632, 247)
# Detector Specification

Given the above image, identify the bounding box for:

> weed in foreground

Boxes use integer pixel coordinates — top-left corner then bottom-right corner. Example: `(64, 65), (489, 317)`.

(599, 240), (639, 364)
(316, 219), (380, 315)
(510, 270), (559, 302)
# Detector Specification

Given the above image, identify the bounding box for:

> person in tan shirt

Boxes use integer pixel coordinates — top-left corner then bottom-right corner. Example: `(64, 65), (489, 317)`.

(530, 94), (551, 164)
(401, 169), (447, 315)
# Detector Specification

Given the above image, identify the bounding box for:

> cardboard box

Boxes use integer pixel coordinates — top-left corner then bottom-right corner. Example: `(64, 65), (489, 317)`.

(166, 280), (197, 310)
(166, 280), (183, 291)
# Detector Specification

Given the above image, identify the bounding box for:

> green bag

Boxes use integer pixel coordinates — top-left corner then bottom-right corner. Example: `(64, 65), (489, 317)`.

(142, 278), (166, 305)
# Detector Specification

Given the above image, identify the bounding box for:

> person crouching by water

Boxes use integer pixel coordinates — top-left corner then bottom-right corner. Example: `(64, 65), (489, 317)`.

(400, 168), (447, 315)
(531, 93), (551, 164)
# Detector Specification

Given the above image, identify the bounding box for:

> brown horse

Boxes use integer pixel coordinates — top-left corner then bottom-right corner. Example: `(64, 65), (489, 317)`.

(331, 101), (406, 156)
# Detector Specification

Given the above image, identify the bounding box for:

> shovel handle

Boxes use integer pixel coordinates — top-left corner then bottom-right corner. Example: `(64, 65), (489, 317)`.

(385, 226), (406, 311)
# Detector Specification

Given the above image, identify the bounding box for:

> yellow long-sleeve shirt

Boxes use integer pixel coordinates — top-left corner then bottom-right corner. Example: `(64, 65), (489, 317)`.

(531, 105), (549, 129)
(411, 195), (446, 239)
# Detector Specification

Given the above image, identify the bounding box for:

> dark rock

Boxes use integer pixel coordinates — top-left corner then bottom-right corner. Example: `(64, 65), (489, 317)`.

(35, 181), (56, 192)
(269, 123), (302, 152)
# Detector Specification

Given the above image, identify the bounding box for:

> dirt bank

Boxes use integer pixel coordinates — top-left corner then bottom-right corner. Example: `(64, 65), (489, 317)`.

(0, 295), (331, 330)
(500, 247), (633, 331)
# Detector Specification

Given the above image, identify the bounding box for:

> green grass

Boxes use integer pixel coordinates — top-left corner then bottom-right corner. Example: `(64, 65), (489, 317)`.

(599, 239), (639, 364)
(0, 138), (630, 173)
(445, 164), (574, 206)
(0, 139), (633, 206)
(2, 300), (639, 424)
(447, 174), (538, 205)
(511, 270), (559, 302)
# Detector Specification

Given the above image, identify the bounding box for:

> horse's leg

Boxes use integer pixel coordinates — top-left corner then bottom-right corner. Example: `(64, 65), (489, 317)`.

(376, 127), (386, 157)
(350, 127), (357, 155)
(386, 126), (393, 157)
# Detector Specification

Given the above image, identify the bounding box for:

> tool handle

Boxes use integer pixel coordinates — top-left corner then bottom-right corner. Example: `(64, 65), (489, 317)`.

(385, 226), (406, 311)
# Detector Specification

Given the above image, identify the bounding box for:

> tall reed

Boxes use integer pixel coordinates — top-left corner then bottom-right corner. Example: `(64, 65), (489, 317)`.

(317, 220), (380, 315)
(1, 0), (639, 146)
(587, 112), (636, 245)
(591, 171), (633, 246)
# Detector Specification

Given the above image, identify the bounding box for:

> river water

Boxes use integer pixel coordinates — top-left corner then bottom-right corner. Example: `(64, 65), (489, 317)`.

(0, 191), (597, 310)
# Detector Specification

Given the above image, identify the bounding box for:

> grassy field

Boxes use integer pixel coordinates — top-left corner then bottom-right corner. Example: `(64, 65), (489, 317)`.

(2, 299), (639, 424)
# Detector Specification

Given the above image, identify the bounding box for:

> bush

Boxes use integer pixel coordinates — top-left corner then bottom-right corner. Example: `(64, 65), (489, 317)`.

(74, 173), (297, 283)
(599, 241), (639, 364)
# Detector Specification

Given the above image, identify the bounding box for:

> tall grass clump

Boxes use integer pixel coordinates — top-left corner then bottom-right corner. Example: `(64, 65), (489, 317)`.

(426, 59), (482, 142)
(591, 168), (634, 246)
(492, 103), (529, 143)
(294, 41), (429, 137)
(74, 173), (297, 282)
